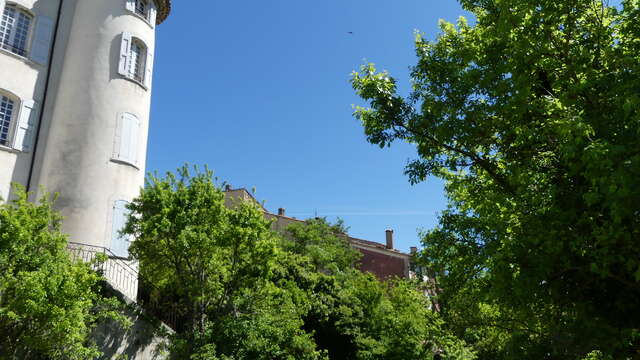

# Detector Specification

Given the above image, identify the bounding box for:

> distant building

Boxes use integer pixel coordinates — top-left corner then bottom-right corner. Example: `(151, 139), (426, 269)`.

(224, 187), (413, 279)
(0, 0), (172, 300)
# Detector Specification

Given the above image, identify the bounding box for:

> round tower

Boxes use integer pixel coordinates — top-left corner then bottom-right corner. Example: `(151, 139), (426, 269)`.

(30, 0), (170, 270)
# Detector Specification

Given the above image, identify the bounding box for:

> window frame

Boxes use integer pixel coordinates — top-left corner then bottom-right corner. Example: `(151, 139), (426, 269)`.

(118, 32), (153, 90)
(0, 3), (34, 58)
(128, 38), (146, 83)
(0, 90), (18, 150)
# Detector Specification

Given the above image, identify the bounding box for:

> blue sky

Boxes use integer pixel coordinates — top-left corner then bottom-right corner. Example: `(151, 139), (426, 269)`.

(147, 1), (469, 252)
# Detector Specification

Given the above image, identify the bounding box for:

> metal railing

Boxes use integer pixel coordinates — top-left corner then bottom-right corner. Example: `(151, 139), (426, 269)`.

(67, 242), (139, 301)
(0, 41), (27, 57)
(66, 241), (180, 331)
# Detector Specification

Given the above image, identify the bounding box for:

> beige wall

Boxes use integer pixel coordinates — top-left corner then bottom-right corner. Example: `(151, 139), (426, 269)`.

(31, 0), (156, 248)
(0, 0), (62, 199)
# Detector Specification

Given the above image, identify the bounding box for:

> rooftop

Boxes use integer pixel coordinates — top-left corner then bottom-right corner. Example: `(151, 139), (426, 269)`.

(156, 0), (171, 24)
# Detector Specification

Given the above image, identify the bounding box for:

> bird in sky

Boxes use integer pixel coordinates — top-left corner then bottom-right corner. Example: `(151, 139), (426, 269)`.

(347, 31), (353, 34)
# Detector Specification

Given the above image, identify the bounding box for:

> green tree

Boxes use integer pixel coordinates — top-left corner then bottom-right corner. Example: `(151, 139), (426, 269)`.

(125, 166), (323, 359)
(0, 186), (120, 359)
(351, 0), (640, 358)
(282, 217), (360, 274)
(281, 219), (473, 360)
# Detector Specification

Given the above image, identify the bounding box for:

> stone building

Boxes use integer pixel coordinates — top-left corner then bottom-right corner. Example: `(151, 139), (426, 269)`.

(0, 0), (171, 300)
(225, 187), (413, 279)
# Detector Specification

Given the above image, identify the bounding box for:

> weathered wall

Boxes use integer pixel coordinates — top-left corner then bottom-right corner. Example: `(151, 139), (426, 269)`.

(31, 0), (155, 249)
(93, 302), (171, 360)
(0, 0), (62, 199)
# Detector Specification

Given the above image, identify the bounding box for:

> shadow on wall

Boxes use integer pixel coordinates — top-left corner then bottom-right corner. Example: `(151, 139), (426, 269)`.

(93, 302), (171, 360)
(93, 285), (172, 360)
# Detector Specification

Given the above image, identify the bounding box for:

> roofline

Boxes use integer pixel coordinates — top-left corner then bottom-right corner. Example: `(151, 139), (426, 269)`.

(156, 0), (171, 24)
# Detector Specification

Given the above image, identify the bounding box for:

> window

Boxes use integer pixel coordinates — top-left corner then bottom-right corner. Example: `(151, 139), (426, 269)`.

(112, 112), (140, 166)
(0, 5), (33, 57)
(128, 40), (145, 82)
(111, 200), (132, 258)
(134, 0), (147, 17)
(125, 0), (157, 25)
(0, 91), (37, 152)
(0, 94), (15, 147)
(118, 33), (153, 88)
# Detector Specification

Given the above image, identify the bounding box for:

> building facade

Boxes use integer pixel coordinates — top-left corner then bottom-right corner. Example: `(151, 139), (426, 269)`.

(0, 0), (171, 299)
(225, 187), (413, 279)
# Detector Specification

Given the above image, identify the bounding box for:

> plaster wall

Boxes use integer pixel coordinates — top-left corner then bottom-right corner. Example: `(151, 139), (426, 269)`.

(0, 0), (61, 199)
(31, 0), (155, 248)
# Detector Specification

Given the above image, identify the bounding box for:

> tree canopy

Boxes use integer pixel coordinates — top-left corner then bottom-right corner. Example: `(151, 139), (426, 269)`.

(351, 0), (640, 358)
(0, 186), (121, 359)
(126, 166), (472, 359)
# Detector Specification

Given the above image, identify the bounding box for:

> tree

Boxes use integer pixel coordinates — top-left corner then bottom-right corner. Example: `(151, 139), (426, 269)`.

(125, 166), (324, 359)
(281, 219), (473, 360)
(282, 217), (361, 274)
(127, 166), (472, 359)
(351, 0), (640, 358)
(0, 186), (121, 359)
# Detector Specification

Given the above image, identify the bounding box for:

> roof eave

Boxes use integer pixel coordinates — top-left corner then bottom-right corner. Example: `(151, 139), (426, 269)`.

(155, 0), (171, 25)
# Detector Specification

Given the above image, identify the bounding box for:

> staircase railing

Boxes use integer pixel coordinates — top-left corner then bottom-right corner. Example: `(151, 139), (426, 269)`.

(67, 242), (139, 301)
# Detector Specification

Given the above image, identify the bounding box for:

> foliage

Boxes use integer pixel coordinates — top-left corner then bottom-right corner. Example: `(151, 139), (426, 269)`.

(0, 185), (121, 359)
(352, 0), (640, 359)
(126, 166), (324, 359)
(351, 0), (640, 358)
(282, 217), (361, 274)
(127, 166), (472, 359)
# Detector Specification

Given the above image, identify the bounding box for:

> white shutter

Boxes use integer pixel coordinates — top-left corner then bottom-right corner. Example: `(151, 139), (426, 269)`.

(148, 1), (157, 26)
(30, 16), (55, 65)
(118, 32), (132, 77)
(125, 0), (136, 13)
(128, 114), (139, 164)
(111, 200), (131, 258)
(13, 100), (37, 152)
(113, 112), (139, 165)
(0, 1), (5, 15)
(144, 49), (153, 88)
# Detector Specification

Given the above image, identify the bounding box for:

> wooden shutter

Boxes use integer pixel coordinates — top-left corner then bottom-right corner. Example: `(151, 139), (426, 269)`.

(113, 112), (139, 165)
(30, 16), (55, 65)
(125, 0), (136, 13)
(111, 200), (131, 258)
(144, 48), (153, 88)
(118, 32), (132, 77)
(12, 100), (37, 152)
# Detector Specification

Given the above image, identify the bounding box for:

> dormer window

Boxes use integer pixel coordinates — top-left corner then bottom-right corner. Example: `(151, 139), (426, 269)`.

(0, 4), (33, 57)
(125, 0), (157, 26)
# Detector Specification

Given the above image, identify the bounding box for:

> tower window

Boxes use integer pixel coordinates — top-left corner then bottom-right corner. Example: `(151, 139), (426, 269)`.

(119, 33), (153, 88)
(0, 95), (15, 147)
(0, 5), (33, 57)
(134, 0), (147, 17)
(128, 40), (146, 82)
(126, 0), (157, 25)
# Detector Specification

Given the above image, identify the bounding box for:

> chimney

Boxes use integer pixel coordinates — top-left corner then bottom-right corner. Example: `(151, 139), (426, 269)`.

(410, 246), (418, 254)
(278, 208), (285, 216)
(224, 184), (232, 191)
(385, 229), (394, 249)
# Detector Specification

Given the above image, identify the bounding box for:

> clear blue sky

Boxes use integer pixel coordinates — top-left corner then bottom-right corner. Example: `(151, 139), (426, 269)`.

(148, 1), (469, 252)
